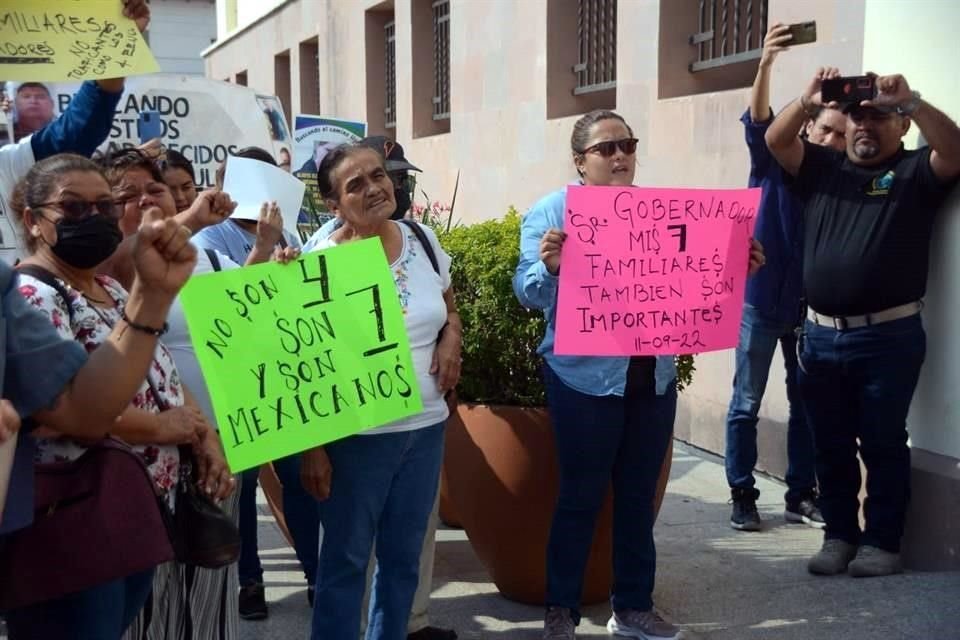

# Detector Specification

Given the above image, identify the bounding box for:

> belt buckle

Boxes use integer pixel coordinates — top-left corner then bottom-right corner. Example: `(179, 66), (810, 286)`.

(833, 316), (848, 331)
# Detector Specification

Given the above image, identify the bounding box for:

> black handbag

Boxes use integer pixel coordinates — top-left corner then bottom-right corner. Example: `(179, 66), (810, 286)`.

(168, 446), (241, 568)
(144, 376), (241, 570)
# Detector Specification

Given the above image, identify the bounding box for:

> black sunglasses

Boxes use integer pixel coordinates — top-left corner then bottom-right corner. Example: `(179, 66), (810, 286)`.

(34, 198), (118, 220)
(580, 137), (639, 157)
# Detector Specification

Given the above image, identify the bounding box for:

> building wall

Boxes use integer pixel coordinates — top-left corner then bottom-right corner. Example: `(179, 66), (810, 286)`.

(204, 0), (959, 566)
(862, 0), (960, 569)
(149, 0), (218, 76)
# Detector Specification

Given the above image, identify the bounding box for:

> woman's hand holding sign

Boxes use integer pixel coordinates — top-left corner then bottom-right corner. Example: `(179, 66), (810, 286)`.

(540, 228), (567, 276)
(302, 446), (333, 501)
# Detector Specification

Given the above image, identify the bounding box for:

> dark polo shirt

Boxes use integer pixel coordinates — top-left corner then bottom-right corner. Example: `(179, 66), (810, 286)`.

(791, 142), (956, 316)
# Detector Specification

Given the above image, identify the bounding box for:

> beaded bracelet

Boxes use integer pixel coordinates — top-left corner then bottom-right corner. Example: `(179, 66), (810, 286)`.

(119, 306), (169, 337)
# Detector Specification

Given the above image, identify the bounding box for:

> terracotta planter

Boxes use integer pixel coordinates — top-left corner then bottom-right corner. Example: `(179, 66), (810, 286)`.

(438, 402), (465, 528)
(444, 403), (673, 606)
(438, 460), (462, 528)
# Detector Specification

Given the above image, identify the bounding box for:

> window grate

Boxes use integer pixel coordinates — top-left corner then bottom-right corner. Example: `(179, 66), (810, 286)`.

(432, 0), (450, 121)
(689, 0), (767, 72)
(384, 20), (397, 129)
(573, 0), (617, 96)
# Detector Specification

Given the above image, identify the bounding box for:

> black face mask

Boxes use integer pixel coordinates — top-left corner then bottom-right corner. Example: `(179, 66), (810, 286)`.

(391, 186), (412, 220)
(46, 214), (123, 269)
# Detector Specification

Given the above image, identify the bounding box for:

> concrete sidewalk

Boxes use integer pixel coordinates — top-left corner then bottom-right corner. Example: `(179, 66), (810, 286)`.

(242, 442), (960, 639)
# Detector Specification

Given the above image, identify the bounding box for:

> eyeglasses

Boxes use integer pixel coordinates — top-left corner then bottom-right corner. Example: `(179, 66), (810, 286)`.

(33, 198), (118, 220)
(580, 138), (639, 157)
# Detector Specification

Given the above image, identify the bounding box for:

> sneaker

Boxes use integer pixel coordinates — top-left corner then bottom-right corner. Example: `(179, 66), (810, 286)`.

(238, 581), (268, 620)
(729, 487), (762, 531)
(408, 626), (458, 640)
(807, 539), (857, 576)
(785, 495), (825, 529)
(543, 606), (575, 639)
(848, 545), (903, 578)
(607, 609), (680, 639)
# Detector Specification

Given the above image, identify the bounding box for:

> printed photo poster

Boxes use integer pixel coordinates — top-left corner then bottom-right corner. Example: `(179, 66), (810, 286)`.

(293, 115), (366, 221)
(50, 75), (289, 190)
(256, 94), (290, 144)
(3, 81), (56, 142)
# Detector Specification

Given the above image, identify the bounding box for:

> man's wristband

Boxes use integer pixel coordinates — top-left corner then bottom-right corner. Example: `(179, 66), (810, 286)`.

(120, 306), (169, 337)
(898, 90), (922, 116)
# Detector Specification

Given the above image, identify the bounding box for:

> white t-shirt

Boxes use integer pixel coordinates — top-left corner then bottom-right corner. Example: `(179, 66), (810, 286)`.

(162, 245), (241, 425)
(309, 221), (452, 435)
(0, 137), (35, 266)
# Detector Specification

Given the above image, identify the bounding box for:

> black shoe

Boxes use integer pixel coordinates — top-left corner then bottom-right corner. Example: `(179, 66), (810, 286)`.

(785, 494), (825, 529)
(730, 487), (762, 531)
(408, 626), (458, 640)
(307, 585), (315, 607)
(238, 582), (268, 620)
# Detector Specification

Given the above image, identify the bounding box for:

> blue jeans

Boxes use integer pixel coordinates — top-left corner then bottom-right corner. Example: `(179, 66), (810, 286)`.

(725, 303), (816, 504)
(543, 364), (676, 624)
(238, 453), (320, 586)
(797, 315), (925, 552)
(5, 568), (154, 639)
(310, 423), (444, 640)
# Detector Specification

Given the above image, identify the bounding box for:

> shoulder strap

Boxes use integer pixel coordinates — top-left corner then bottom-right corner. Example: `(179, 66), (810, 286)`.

(15, 264), (77, 326)
(398, 219), (440, 276)
(204, 248), (222, 272)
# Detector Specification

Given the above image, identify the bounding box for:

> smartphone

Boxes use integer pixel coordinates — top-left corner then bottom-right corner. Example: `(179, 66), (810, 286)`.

(137, 110), (163, 144)
(787, 21), (817, 46)
(821, 76), (877, 104)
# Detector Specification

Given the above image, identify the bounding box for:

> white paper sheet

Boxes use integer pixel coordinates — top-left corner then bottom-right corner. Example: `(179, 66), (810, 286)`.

(222, 156), (306, 238)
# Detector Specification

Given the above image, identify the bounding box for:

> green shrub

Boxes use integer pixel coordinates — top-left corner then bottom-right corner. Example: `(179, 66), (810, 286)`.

(440, 208), (547, 406)
(439, 208), (696, 405)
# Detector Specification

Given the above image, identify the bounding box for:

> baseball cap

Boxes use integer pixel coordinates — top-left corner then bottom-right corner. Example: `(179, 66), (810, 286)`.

(359, 135), (421, 172)
(841, 102), (898, 116)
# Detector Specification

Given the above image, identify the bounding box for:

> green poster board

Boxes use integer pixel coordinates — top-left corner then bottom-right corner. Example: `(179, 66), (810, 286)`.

(180, 238), (422, 472)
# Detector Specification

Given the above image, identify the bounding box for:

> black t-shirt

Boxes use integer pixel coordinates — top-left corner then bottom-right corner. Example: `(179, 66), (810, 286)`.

(792, 142), (956, 316)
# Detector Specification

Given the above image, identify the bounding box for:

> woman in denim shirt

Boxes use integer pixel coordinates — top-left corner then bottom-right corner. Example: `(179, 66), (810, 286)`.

(515, 110), (763, 640)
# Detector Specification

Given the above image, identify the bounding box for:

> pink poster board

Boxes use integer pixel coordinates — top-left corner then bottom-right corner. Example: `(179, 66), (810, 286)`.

(555, 185), (761, 356)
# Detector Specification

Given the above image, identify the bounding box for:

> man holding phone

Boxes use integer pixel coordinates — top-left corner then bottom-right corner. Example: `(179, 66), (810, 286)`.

(766, 69), (960, 577)
(724, 22), (846, 533)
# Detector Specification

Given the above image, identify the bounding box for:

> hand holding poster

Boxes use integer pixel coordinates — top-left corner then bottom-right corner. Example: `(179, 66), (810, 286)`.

(555, 186), (760, 356)
(0, 1), (160, 82)
(180, 239), (423, 472)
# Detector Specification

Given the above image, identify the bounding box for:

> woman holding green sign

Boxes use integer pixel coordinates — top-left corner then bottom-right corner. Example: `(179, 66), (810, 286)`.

(302, 143), (461, 640)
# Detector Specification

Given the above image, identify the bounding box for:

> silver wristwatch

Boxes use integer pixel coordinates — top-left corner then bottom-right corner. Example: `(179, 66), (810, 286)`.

(898, 90), (922, 115)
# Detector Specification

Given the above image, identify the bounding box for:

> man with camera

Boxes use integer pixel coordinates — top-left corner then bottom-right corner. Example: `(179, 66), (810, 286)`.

(724, 23), (848, 534)
(765, 68), (960, 577)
